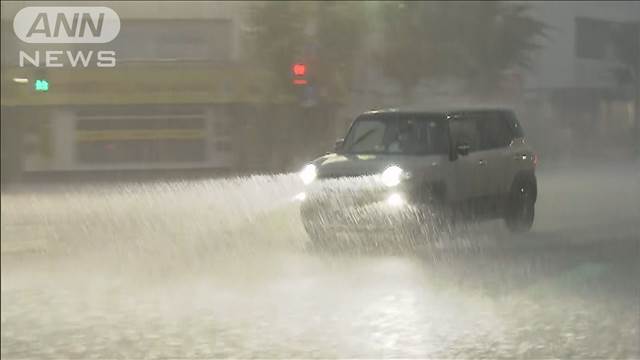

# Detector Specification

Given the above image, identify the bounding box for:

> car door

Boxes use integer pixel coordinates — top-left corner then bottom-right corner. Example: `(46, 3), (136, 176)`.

(504, 111), (533, 190)
(475, 111), (513, 197)
(449, 115), (485, 204)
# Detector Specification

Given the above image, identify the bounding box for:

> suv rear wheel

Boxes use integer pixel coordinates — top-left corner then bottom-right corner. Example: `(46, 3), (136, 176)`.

(504, 177), (535, 233)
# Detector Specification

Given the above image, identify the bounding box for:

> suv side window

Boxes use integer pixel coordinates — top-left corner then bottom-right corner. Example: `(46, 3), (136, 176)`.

(476, 111), (512, 150)
(345, 119), (386, 153)
(412, 116), (449, 155)
(449, 116), (479, 152)
(504, 111), (524, 139)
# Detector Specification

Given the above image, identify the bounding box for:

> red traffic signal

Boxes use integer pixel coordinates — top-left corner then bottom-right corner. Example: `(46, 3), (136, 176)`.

(292, 63), (306, 77)
(292, 63), (308, 85)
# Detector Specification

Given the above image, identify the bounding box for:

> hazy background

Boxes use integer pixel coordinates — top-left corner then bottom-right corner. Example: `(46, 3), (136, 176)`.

(1, 1), (639, 182)
(1, 2), (639, 359)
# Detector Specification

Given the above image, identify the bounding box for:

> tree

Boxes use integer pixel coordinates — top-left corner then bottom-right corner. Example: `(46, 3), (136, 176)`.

(377, 1), (546, 100)
(245, 1), (367, 103)
(610, 21), (639, 157)
(377, 1), (445, 103)
(313, 1), (368, 101)
(245, 2), (308, 97)
(452, 2), (546, 96)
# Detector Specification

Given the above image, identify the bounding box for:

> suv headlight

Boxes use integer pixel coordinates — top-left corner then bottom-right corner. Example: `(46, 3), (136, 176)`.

(299, 164), (317, 185)
(381, 165), (404, 187)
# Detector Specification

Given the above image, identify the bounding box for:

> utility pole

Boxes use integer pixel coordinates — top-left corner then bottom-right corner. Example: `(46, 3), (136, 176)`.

(634, 22), (640, 160)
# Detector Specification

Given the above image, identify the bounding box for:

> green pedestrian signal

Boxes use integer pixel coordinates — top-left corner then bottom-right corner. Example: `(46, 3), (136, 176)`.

(34, 79), (49, 92)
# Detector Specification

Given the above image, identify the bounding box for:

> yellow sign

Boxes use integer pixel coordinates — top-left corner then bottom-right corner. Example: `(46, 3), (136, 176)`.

(76, 129), (206, 142)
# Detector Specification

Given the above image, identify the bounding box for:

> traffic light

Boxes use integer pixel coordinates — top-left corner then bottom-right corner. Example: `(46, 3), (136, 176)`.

(291, 63), (307, 85)
(34, 79), (49, 92)
(291, 62), (317, 106)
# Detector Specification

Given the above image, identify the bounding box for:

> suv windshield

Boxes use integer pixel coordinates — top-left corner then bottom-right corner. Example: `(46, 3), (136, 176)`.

(343, 114), (448, 155)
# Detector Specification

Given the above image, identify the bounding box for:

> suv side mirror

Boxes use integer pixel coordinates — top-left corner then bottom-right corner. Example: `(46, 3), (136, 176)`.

(334, 138), (344, 153)
(456, 142), (470, 156)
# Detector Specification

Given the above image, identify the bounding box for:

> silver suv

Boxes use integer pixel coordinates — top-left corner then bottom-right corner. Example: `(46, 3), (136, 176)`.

(298, 108), (538, 247)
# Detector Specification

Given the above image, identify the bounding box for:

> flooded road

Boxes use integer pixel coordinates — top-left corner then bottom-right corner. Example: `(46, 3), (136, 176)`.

(1, 164), (639, 358)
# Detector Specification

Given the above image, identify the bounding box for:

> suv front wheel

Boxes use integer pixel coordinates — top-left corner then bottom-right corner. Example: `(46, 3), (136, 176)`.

(504, 177), (536, 233)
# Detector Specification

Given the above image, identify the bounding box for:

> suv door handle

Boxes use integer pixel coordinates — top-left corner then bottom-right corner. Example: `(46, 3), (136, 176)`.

(514, 154), (529, 160)
(478, 159), (487, 166)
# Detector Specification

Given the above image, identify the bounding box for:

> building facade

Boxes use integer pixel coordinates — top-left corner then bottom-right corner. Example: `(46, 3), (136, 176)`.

(1, 1), (338, 180)
(520, 1), (639, 160)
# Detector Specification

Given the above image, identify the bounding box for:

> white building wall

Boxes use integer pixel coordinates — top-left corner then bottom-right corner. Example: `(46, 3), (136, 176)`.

(524, 1), (640, 91)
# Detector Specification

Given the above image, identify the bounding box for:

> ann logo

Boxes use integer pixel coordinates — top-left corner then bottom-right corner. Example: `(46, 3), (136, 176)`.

(27, 12), (105, 39)
(14, 7), (120, 44)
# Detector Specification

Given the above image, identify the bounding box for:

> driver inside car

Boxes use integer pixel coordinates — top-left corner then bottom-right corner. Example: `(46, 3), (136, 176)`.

(388, 122), (417, 153)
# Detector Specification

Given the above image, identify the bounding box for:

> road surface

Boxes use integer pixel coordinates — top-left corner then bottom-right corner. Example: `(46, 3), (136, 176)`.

(1, 163), (639, 358)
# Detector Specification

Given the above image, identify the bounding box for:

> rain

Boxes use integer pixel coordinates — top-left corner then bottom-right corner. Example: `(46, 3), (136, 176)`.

(1, 1), (639, 358)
